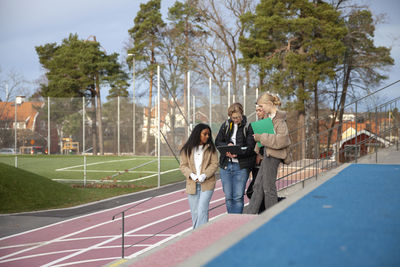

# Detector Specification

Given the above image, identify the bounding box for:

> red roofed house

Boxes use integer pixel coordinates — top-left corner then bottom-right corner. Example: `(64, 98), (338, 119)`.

(319, 117), (393, 162)
(0, 96), (58, 153)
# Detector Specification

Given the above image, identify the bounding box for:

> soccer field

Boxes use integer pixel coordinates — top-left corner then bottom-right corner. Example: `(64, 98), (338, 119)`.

(0, 155), (184, 187)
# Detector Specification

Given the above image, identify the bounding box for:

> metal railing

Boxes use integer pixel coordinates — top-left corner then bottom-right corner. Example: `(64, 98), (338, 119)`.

(112, 81), (400, 259)
(277, 86), (400, 192)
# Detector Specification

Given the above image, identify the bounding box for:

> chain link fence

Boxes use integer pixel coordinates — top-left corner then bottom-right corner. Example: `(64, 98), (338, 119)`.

(1, 77), (399, 190)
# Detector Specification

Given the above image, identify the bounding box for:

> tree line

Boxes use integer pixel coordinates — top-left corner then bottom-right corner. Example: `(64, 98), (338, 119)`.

(31, 0), (393, 155)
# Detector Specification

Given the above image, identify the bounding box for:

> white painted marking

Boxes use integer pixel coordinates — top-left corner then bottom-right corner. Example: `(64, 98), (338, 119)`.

(127, 168), (180, 182)
(54, 170), (157, 173)
(56, 158), (140, 171)
(0, 196), (190, 262)
(0, 197), (153, 242)
(40, 197), (225, 267)
(0, 183), (225, 266)
(0, 248), (81, 264)
(51, 257), (119, 267)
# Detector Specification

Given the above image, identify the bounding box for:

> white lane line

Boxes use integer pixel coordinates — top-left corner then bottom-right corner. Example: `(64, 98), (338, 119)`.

(126, 199), (227, 260)
(0, 184), (224, 264)
(0, 242), (44, 250)
(127, 168), (180, 182)
(0, 197), (153, 242)
(40, 210), (192, 266)
(53, 168), (181, 183)
(0, 179), (199, 241)
(0, 197), (188, 262)
(0, 249), (81, 264)
(56, 158), (141, 171)
(127, 227), (193, 259)
(51, 257), (120, 267)
(41, 197), (225, 267)
(57, 234), (173, 243)
(54, 170), (157, 173)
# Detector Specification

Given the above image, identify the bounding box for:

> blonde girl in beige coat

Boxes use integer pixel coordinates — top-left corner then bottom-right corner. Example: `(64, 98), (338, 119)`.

(245, 93), (291, 213)
(180, 123), (219, 229)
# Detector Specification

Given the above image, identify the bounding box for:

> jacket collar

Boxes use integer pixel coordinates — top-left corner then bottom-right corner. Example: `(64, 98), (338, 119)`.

(274, 110), (287, 121)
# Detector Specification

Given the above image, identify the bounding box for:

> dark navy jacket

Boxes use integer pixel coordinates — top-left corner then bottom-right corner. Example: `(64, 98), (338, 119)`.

(215, 115), (256, 170)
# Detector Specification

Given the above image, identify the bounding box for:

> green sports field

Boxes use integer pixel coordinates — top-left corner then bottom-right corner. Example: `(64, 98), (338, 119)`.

(0, 155), (184, 187)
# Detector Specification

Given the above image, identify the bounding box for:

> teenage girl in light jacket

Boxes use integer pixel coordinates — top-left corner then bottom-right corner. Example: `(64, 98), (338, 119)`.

(179, 123), (219, 229)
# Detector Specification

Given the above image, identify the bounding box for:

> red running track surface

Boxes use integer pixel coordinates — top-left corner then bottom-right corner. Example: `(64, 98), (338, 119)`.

(0, 181), (229, 267)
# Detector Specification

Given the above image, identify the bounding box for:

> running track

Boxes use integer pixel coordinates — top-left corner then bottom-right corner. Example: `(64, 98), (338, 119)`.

(0, 171), (310, 267)
(0, 181), (230, 267)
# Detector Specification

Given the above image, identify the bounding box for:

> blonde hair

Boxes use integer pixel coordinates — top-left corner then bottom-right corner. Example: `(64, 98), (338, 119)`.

(257, 93), (281, 107)
(227, 102), (243, 117)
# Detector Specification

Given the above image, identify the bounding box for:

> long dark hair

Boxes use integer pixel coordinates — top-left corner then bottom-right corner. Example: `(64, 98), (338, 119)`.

(180, 123), (216, 156)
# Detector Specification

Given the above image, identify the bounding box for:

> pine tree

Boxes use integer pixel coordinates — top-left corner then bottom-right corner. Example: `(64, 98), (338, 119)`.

(36, 34), (128, 154)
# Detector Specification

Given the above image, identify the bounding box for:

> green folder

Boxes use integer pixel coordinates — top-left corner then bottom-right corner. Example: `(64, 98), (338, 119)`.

(251, 118), (275, 147)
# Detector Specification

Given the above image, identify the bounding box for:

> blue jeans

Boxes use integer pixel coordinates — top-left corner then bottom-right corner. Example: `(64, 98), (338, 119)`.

(188, 183), (214, 229)
(220, 162), (249, 214)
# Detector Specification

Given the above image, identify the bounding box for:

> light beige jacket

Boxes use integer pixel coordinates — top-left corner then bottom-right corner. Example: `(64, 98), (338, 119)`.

(254, 110), (291, 160)
(179, 144), (219, 194)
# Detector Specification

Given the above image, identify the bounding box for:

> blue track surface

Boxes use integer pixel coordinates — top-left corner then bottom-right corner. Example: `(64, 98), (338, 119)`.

(206, 164), (400, 267)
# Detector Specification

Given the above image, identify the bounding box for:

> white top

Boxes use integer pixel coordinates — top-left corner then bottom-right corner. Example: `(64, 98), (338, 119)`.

(230, 124), (239, 163)
(269, 112), (276, 120)
(194, 145), (204, 176)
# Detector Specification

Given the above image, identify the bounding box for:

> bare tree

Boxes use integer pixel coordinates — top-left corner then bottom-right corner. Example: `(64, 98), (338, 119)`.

(197, 0), (256, 96)
(0, 68), (30, 102)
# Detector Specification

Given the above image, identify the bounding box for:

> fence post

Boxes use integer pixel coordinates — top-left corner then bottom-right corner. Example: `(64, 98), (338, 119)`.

(83, 96), (86, 187)
(375, 107), (378, 163)
(14, 97), (17, 168)
(355, 101), (358, 163)
(157, 65), (161, 188)
(187, 71), (191, 134)
(84, 155), (87, 187)
(48, 97), (50, 155)
(209, 77), (212, 127)
(122, 212), (125, 258)
(192, 95), (195, 125)
(118, 96), (120, 156)
(228, 82), (231, 108)
(243, 85), (246, 115)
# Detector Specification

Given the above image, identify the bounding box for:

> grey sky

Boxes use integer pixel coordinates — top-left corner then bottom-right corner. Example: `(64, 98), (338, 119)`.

(0, 0), (399, 99)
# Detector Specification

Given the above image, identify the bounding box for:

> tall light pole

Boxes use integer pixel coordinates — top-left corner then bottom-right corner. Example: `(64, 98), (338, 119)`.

(127, 54), (136, 155)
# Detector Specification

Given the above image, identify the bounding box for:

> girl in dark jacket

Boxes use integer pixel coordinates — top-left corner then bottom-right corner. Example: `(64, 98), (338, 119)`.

(215, 103), (256, 213)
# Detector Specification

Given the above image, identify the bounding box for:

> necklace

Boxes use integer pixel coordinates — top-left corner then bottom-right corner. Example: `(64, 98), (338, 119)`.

(196, 145), (203, 155)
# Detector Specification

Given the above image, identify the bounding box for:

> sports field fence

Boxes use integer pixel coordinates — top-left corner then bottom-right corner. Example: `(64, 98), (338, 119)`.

(0, 69), (399, 191)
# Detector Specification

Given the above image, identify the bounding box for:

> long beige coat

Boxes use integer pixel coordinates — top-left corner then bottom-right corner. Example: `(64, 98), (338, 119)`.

(179, 144), (219, 194)
(254, 110), (291, 160)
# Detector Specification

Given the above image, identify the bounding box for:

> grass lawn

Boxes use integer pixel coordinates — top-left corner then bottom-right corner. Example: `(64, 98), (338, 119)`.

(0, 154), (186, 213)
(0, 154), (184, 188)
(0, 162), (163, 214)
